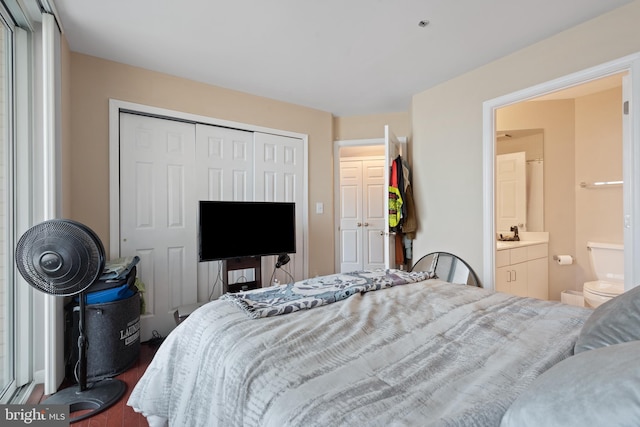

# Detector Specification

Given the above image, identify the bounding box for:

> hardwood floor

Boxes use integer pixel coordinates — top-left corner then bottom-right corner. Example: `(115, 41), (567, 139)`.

(32, 341), (160, 426)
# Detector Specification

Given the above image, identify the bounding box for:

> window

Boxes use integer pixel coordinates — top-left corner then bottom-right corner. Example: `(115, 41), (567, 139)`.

(0, 11), (13, 402)
(0, 6), (13, 402)
(0, 1), (33, 403)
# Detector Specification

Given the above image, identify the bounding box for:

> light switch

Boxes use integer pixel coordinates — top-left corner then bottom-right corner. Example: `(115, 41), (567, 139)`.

(316, 202), (324, 214)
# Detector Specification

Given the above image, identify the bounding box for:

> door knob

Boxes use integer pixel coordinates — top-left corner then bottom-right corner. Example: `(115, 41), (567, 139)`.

(357, 222), (362, 227)
(364, 222), (369, 227)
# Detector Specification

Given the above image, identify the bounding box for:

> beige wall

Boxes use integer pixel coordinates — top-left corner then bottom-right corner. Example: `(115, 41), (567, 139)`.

(497, 100), (576, 300)
(69, 54), (335, 276)
(574, 88), (623, 287)
(411, 1), (640, 285)
(334, 112), (410, 141)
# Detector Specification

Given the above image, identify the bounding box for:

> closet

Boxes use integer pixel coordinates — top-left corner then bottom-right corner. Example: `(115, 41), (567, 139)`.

(117, 111), (305, 340)
(339, 157), (386, 272)
(334, 126), (407, 273)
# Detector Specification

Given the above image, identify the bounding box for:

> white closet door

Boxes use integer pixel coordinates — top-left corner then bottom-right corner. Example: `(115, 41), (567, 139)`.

(362, 159), (386, 270)
(195, 124), (254, 299)
(119, 113), (198, 341)
(339, 160), (363, 273)
(339, 158), (385, 272)
(254, 132), (305, 284)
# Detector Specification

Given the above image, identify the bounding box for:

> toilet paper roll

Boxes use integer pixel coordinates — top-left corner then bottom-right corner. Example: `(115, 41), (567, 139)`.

(556, 255), (573, 265)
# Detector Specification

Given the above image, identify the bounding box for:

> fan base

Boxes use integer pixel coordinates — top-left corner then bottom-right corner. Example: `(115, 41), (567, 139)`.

(42, 378), (126, 423)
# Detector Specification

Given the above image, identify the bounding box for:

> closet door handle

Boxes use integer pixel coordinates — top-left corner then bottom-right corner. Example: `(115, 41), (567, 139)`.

(364, 222), (369, 227)
(357, 222), (362, 227)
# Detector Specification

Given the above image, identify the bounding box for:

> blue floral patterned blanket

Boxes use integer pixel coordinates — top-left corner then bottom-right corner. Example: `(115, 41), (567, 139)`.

(220, 269), (433, 318)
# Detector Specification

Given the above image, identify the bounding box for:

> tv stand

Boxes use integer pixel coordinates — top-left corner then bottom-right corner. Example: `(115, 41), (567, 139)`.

(223, 256), (262, 293)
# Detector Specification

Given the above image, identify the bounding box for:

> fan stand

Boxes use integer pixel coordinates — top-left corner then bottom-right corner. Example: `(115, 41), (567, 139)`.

(42, 292), (126, 423)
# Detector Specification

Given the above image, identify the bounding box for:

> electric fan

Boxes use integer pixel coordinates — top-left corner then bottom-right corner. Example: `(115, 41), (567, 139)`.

(15, 219), (126, 423)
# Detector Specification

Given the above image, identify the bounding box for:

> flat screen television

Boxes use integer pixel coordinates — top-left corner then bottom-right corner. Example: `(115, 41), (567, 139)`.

(198, 201), (296, 261)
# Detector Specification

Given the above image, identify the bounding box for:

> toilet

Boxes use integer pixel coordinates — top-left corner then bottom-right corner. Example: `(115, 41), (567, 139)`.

(583, 242), (624, 308)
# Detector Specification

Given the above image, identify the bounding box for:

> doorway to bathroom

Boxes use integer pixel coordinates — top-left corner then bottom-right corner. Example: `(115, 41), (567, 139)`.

(496, 74), (624, 301)
(483, 53), (640, 300)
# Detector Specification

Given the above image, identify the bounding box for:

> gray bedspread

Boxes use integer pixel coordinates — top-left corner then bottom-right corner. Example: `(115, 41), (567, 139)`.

(128, 279), (591, 427)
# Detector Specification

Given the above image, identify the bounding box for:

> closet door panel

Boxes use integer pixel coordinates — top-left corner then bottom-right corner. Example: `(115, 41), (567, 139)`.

(196, 124), (254, 202)
(362, 160), (385, 270)
(119, 113), (198, 341)
(195, 124), (254, 299)
(254, 132), (305, 284)
(207, 168), (224, 201)
(339, 160), (363, 273)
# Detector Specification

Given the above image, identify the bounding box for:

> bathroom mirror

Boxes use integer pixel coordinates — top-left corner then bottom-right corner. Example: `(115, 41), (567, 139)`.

(496, 129), (544, 232)
(410, 252), (481, 287)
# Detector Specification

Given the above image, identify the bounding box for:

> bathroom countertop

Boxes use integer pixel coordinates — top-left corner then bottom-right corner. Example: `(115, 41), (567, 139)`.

(496, 240), (548, 250)
(496, 231), (549, 251)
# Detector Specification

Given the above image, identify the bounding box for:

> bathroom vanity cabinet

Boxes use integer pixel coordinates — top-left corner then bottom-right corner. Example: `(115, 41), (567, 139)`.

(496, 243), (548, 300)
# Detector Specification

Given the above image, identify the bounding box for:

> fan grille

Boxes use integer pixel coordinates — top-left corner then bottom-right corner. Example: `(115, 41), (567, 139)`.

(15, 219), (105, 296)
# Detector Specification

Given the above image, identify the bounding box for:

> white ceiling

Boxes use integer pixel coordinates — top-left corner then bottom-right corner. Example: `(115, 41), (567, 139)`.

(51, 0), (632, 117)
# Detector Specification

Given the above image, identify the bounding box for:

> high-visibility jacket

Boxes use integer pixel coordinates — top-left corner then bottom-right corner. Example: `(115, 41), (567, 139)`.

(388, 186), (403, 228)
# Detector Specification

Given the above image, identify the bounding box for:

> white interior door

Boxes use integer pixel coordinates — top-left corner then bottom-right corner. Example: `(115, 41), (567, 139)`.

(119, 113), (198, 341)
(384, 125), (401, 269)
(339, 160), (363, 272)
(496, 152), (527, 233)
(339, 158), (385, 272)
(362, 159), (386, 270)
(254, 132), (305, 284)
(195, 123), (254, 299)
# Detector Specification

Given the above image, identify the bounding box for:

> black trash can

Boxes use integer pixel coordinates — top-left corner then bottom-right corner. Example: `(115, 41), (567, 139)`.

(66, 291), (141, 382)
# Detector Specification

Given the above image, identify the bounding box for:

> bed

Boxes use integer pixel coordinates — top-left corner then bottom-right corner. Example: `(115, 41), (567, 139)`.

(127, 269), (640, 427)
